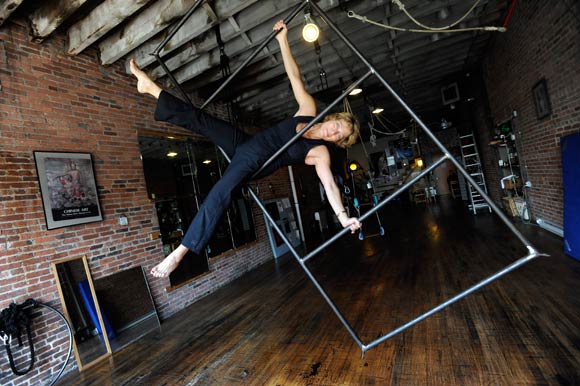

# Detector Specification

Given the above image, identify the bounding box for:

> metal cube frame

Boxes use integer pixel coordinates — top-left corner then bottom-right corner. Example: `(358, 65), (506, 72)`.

(152, 0), (545, 356)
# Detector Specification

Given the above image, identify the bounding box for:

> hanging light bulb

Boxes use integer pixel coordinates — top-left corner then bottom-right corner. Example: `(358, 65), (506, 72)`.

(302, 13), (319, 42)
(348, 161), (360, 172)
(372, 107), (384, 114)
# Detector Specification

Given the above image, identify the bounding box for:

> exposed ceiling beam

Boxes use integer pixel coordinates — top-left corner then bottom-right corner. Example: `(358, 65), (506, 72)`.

(67, 0), (154, 56)
(29, 0), (88, 42)
(99, 0), (246, 65)
(129, 0), (305, 78)
(0, 0), (24, 28)
(125, 0), (262, 70)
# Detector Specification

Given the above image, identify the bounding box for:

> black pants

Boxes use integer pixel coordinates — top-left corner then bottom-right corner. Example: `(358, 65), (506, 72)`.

(154, 91), (263, 254)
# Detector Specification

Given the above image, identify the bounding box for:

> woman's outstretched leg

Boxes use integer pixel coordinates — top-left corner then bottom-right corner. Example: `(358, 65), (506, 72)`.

(130, 59), (162, 99)
(151, 152), (257, 278)
(130, 58), (247, 157)
(131, 59), (253, 278)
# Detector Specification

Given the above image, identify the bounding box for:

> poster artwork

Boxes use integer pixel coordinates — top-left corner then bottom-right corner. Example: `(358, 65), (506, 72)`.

(34, 152), (103, 229)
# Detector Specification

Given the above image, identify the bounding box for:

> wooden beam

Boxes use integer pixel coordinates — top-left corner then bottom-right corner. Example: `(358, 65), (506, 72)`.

(67, 0), (154, 56)
(29, 0), (88, 42)
(161, 0), (390, 94)
(202, 3), (219, 24)
(181, 6), (390, 92)
(228, 16), (252, 46)
(143, 19), (263, 80)
(0, 0), (24, 28)
(126, 0), (266, 71)
(106, 0), (259, 68)
(99, 0), (213, 65)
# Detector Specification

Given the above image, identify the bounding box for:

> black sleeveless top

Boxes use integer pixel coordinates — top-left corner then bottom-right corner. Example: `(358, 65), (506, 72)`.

(244, 115), (325, 177)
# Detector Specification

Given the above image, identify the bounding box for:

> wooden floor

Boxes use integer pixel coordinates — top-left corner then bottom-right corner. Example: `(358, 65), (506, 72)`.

(56, 197), (580, 386)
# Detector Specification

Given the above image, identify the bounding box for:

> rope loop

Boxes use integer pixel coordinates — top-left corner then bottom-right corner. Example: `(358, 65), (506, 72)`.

(347, 1), (506, 34)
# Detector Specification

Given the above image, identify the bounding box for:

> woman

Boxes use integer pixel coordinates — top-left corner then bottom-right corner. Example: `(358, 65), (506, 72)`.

(131, 20), (361, 278)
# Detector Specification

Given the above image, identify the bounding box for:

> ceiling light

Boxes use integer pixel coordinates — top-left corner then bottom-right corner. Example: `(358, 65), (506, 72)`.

(167, 151), (178, 157)
(302, 13), (319, 43)
(372, 107), (384, 114)
(349, 87), (362, 96)
(202, 159), (212, 164)
(348, 161), (360, 172)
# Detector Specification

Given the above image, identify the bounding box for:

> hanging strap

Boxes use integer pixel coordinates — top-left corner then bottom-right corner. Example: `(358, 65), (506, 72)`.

(314, 41), (328, 90)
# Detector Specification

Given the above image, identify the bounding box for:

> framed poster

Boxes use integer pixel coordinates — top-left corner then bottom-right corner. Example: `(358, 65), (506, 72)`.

(34, 151), (103, 230)
(532, 78), (552, 119)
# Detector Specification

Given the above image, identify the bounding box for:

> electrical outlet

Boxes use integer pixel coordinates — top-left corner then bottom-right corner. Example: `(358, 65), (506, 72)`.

(118, 216), (128, 226)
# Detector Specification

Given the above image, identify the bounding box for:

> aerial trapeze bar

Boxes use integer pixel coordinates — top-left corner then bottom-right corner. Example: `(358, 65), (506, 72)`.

(152, 0), (545, 356)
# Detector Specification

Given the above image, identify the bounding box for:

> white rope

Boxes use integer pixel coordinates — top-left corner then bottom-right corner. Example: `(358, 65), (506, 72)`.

(347, 0), (506, 34)
(372, 112), (406, 136)
(391, 0), (482, 31)
(343, 97), (371, 150)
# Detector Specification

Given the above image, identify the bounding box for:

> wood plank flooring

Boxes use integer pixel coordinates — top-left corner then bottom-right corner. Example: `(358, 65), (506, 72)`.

(55, 197), (580, 385)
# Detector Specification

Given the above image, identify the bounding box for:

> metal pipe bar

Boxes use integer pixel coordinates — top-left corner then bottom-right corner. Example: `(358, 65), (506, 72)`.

(247, 186), (363, 349)
(310, 0), (534, 250)
(303, 155), (448, 263)
(151, 0), (547, 358)
(153, 53), (193, 105)
(252, 70), (373, 179)
(202, 65), (364, 344)
(362, 248), (545, 353)
(218, 141), (364, 348)
(200, 1), (308, 110)
(152, 0), (207, 56)
(357, 156), (448, 223)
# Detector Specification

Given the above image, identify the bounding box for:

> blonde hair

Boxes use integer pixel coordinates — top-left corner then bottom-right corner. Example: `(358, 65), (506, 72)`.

(324, 112), (360, 148)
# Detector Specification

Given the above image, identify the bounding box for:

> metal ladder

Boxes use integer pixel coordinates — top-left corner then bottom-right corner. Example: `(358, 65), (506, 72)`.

(459, 133), (492, 214)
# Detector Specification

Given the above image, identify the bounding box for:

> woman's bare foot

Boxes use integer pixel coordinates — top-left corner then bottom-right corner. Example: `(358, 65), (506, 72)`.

(129, 58), (162, 98)
(150, 244), (188, 278)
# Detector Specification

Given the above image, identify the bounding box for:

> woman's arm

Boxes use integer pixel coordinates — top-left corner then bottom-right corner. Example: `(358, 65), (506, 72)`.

(273, 20), (316, 117)
(309, 148), (361, 233)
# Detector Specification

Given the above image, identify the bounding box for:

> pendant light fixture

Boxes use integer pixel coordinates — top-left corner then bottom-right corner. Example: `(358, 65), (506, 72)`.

(302, 13), (319, 42)
(349, 87), (363, 96)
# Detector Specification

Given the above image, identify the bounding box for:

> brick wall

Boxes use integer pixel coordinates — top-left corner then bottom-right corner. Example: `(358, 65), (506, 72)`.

(479, 0), (580, 227)
(0, 20), (288, 385)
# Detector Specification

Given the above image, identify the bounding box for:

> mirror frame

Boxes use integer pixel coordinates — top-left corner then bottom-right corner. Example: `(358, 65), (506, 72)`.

(51, 255), (112, 371)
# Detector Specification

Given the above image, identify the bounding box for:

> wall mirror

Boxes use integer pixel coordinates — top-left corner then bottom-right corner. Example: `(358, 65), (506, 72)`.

(138, 130), (257, 289)
(51, 255), (111, 371)
(93, 266), (161, 352)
